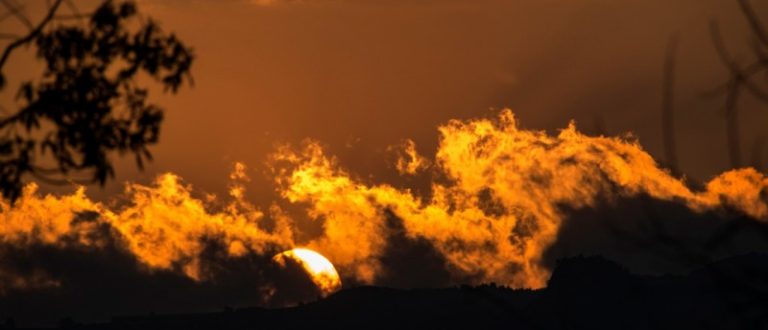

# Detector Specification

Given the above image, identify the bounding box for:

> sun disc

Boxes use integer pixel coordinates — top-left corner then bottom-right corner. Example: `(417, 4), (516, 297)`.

(274, 248), (342, 296)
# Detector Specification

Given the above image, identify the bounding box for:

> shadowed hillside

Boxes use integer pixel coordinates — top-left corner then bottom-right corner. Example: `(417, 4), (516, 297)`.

(11, 253), (764, 330)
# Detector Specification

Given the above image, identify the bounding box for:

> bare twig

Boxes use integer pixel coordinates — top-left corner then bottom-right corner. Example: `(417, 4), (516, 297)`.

(0, 0), (64, 73)
(0, 0), (33, 30)
(737, 0), (768, 47)
(725, 80), (743, 168)
(53, 0), (88, 22)
(750, 137), (765, 171)
(662, 35), (680, 175)
(64, 0), (81, 17)
(710, 22), (768, 102)
(29, 169), (91, 186)
(592, 114), (606, 136)
(709, 21), (761, 168)
(702, 61), (768, 100)
(53, 13), (91, 21)
(752, 37), (768, 63)
(0, 8), (17, 23)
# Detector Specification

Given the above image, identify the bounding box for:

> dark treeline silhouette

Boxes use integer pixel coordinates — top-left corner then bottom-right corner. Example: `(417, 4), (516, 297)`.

(5, 253), (763, 330)
(0, 178), (767, 328)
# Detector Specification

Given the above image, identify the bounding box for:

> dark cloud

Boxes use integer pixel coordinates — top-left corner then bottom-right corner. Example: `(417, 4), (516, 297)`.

(544, 193), (768, 275)
(2, 187), (768, 327)
(373, 210), (454, 288)
(0, 235), (319, 327)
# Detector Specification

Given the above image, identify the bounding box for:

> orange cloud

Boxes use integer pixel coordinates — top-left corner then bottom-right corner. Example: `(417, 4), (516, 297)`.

(1, 110), (766, 292)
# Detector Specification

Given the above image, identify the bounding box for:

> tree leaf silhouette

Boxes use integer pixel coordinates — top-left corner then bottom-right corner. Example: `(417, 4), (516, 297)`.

(0, 0), (194, 202)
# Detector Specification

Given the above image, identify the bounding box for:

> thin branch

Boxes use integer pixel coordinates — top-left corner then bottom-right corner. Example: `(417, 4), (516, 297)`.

(702, 61), (767, 99)
(662, 35), (680, 175)
(0, 0), (64, 73)
(53, 13), (92, 21)
(0, 108), (23, 128)
(30, 164), (63, 175)
(592, 114), (606, 136)
(0, 0), (33, 30)
(710, 21), (746, 168)
(725, 80), (743, 169)
(53, 0), (88, 22)
(64, 0), (81, 18)
(29, 169), (90, 186)
(750, 137), (765, 171)
(0, 8), (17, 23)
(28, 162), (96, 186)
(752, 36), (768, 63)
(739, 72), (768, 101)
(737, 0), (768, 47)
(710, 21), (768, 102)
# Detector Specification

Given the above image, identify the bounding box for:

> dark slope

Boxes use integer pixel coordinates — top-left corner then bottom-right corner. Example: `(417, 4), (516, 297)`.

(10, 253), (768, 330)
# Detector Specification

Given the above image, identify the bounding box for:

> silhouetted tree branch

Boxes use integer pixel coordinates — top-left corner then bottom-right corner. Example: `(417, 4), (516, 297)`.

(0, 0), (63, 79)
(661, 35), (680, 175)
(0, 0), (34, 31)
(709, 0), (768, 169)
(737, 0), (768, 46)
(0, 0), (194, 202)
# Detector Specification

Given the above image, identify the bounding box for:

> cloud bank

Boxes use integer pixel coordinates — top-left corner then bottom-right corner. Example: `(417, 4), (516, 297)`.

(1, 110), (768, 325)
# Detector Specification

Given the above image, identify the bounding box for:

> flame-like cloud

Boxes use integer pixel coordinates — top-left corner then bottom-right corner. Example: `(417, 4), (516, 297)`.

(392, 139), (430, 175)
(270, 110), (768, 288)
(1, 164), (294, 286)
(1, 109), (766, 294)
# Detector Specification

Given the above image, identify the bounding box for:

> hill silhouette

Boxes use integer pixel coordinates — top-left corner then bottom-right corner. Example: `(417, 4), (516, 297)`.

(9, 253), (764, 330)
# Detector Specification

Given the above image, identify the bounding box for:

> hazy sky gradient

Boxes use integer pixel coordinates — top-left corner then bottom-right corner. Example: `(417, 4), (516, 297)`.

(3, 0), (767, 202)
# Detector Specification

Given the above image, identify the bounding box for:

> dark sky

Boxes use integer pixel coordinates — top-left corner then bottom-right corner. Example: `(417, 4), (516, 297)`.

(4, 0), (767, 202)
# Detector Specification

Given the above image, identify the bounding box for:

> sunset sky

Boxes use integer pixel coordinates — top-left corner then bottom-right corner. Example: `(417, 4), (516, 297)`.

(1, 0), (768, 326)
(4, 0), (767, 201)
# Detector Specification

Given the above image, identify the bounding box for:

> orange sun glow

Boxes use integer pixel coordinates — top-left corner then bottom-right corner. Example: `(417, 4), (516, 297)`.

(274, 248), (342, 296)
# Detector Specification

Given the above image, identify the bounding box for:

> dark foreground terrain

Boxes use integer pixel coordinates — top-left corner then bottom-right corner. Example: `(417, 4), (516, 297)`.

(7, 254), (768, 330)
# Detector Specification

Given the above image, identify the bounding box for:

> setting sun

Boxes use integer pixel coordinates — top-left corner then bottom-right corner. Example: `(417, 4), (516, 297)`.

(274, 248), (342, 296)
(1, 0), (767, 328)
